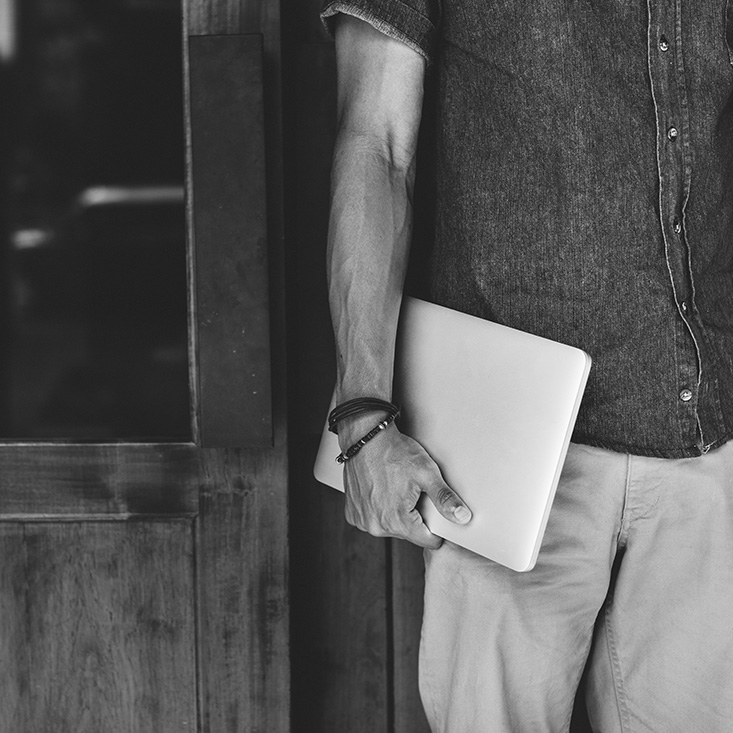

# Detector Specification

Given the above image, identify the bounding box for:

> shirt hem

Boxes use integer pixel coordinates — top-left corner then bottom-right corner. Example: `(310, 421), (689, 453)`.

(572, 432), (733, 459)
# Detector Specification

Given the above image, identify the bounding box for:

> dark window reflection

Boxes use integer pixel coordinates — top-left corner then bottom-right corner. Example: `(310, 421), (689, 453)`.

(0, 0), (190, 441)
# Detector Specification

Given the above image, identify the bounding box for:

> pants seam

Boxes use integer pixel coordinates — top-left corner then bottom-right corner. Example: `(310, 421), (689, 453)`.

(604, 605), (633, 733)
(617, 453), (633, 549)
(602, 452), (633, 732)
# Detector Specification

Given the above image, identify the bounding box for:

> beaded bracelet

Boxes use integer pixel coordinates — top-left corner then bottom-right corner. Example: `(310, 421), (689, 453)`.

(328, 397), (399, 434)
(335, 410), (399, 464)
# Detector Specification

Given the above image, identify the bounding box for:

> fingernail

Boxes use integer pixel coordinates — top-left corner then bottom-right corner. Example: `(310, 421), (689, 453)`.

(454, 505), (471, 523)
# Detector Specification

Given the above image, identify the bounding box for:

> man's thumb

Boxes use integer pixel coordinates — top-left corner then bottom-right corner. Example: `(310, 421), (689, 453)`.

(425, 480), (472, 525)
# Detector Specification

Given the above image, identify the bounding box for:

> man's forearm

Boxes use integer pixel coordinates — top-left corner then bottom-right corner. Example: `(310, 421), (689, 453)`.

(327, 130), (416, 408)
(327, 14), (425, 443)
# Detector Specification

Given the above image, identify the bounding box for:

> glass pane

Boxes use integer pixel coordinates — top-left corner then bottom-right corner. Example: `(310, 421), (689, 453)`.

(0, 0), (190, 441)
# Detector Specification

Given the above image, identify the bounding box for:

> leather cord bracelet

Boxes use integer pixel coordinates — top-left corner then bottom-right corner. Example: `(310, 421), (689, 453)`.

(335, 410), (399, 464)
(328, 397), (399, 434)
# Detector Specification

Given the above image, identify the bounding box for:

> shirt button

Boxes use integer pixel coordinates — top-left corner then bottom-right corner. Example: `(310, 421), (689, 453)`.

(679, 389), (693, 402)
(672, 217), (682, 234)
(659, 36), (669, 52)
(667, 127), (679, 141)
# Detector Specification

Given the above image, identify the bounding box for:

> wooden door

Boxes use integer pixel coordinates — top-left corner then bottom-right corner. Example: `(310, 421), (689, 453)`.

(0, 1), (289, 732)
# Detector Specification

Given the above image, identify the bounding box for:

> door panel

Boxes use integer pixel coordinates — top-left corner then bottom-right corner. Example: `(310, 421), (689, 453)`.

(0, 521), (197, 733)
(188, 33), (272, 448)
(0, 0), (189, 442)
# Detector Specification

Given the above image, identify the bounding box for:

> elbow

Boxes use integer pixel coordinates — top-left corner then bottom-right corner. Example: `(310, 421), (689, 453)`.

(333, 126), (416, 178)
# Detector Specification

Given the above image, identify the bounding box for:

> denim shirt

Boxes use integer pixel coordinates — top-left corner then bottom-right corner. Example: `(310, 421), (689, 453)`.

(323, 0), (733, 458)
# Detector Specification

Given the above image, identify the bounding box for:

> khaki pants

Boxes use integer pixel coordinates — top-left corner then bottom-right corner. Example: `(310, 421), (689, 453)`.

(419, 441), (733, 732)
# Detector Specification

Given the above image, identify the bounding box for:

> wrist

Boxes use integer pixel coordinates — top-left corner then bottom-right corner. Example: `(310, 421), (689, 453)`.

(336, 410), (394, 449)
(329, 396), (399, 448)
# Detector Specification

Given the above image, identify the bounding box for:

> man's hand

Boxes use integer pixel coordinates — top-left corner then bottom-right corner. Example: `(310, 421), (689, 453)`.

(339, 417), (472, 548)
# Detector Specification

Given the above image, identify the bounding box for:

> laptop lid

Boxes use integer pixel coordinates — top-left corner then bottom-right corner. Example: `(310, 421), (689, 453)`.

(313, 297), (591, 572)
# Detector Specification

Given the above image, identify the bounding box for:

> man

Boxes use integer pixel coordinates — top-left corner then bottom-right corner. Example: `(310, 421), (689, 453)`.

(322, 2), (733, 730)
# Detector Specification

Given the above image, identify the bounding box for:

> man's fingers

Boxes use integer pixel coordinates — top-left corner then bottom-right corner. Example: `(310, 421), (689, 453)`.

(365, 518), (442, 549)
(402, 508), (443, 548)
(424, 480), (472, 525)
(346, 500), (443, 548)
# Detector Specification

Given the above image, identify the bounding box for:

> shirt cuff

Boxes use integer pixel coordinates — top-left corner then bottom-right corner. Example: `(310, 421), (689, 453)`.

(321, 0), (437, 64)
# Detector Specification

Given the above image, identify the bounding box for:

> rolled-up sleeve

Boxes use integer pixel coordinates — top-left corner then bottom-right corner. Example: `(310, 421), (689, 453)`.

(321, 0), (440, 64)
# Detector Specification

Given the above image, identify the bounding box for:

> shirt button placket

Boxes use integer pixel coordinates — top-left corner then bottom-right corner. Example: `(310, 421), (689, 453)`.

(650, 8), (702, 443)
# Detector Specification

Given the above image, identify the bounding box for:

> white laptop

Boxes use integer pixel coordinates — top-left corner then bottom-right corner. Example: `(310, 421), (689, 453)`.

(313, 297), (591, 572)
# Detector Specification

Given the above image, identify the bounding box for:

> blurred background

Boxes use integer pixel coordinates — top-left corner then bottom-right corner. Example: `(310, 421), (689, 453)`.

(0, 0), (190, 441)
